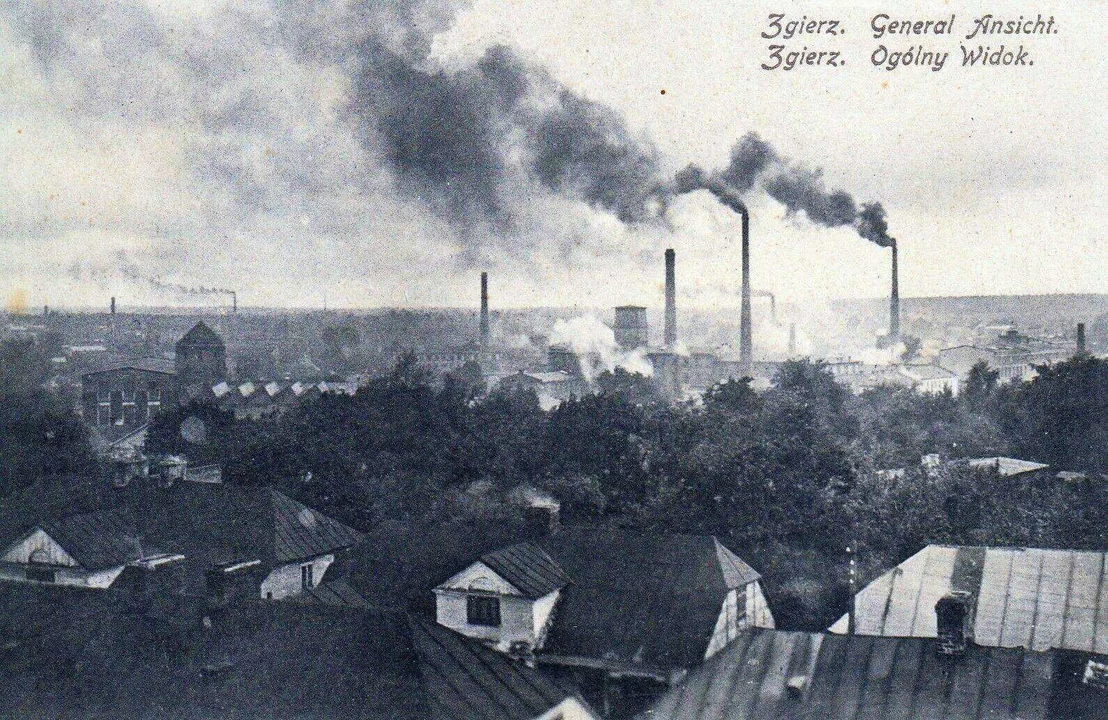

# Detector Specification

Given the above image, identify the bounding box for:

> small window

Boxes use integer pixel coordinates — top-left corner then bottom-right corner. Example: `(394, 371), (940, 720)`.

(467, 594), (501, 627)
(300, 563), (314, 590)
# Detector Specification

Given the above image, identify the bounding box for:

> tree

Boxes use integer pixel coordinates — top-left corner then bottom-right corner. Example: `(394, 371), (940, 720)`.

(963, 361), (999, 407)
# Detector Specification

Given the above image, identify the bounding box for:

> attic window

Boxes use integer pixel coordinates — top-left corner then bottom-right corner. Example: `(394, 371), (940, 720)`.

(467, 594), (501, 627)
(1084, 659), (1108, 690)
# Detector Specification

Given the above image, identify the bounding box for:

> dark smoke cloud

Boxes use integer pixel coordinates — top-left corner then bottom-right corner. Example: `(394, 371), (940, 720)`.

(677, 132), (895, 247)
(351, 40), (665, 240)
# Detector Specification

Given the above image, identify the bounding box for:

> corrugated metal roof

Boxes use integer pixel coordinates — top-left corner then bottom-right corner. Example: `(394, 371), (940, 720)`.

(292, 579), (371, 608)
(479, 542), (569, 599)
(829, 545), (1108, 653)
(411, 618), (592, 720)
(639, 629), (1099, 720)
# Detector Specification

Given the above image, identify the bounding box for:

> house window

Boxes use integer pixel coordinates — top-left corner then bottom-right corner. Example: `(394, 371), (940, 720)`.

(1084, 660), (1108, 689)
(467, 594), (501, 627)
(300, 563), (314, 590)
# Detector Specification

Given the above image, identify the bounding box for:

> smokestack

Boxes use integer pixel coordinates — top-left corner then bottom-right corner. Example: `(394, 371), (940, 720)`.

(889, 243), (900, 343)
(740, 208), (752, 374)
(1077, 323), (1087, 355)
(231, 291), (237, 314)
(110, 296), (116, 315)
(788, 323), (797, 357)
(480, 272), (490, 349)
(664, 249), (677, 348)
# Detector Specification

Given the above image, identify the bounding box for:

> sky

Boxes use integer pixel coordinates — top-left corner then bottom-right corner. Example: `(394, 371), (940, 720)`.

(1, 0), (1104, 311)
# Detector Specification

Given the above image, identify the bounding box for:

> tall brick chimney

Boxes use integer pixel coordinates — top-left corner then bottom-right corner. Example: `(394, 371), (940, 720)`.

(110, 296), (116, 315)
(664, 249), (677, 348)
(479, 272), (489, 349)
(740, 209), (752, 373)
(889, 243), (900, 343)
(1077, 323), (1087, 355)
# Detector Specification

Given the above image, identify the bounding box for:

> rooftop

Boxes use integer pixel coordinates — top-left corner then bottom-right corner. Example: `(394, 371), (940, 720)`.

(829, 545), (1108, 654)
(639, 629), (1105, 720)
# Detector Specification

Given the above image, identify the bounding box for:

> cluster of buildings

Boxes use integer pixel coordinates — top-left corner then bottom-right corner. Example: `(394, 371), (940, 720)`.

(0, 455), (1103, 719)
(80, 320), (358, 449)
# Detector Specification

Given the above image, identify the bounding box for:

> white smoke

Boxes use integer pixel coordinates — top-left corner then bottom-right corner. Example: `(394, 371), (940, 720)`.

(856, 342), (907, 366)
(549, 315), (654, 382)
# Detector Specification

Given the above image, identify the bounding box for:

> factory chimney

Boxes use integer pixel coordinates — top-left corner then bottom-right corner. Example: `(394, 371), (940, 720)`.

(110, 296), (116, 315)
(1077, 323), (1087, 355)
(231, 291), (237, 314)
(740, 209), (753, 374)
(479, 272), (490, 349)
(664, 249), (677, 348)
(889, 243), (900, 343)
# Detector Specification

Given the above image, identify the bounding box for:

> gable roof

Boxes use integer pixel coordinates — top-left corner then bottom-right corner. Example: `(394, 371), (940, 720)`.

(411, 618), (592, 720)
(640, 629), (1105, 720)
(478, 542), (569, 599)
(0, 580), (590, 720)
(829, 545), (1108, 654)
(534, 528), (761, 672)
(176, 320), (224, 349)
(39, 507), (150, 570)
(6, 484), (361, 591)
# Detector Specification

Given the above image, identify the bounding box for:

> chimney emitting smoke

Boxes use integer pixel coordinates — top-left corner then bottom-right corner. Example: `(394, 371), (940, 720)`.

(890, 242), (900, 343)
(480, 272), (490, 349)
(739, 208), (752, 373)
(664, 249), (677, 348)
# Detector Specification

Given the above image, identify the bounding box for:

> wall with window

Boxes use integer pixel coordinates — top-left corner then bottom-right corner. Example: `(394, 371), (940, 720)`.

(260, 553), (334, 599)
(434, 562), (562, 654)
(81, 369), (176, 429)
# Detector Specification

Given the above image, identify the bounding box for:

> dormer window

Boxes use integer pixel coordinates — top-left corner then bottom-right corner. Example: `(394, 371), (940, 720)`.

(301, 563), (314, 590)
(467, 594), (501, 627)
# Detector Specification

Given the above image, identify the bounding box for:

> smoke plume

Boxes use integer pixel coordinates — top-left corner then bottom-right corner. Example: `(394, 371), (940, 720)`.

(549, 315), (654, 382)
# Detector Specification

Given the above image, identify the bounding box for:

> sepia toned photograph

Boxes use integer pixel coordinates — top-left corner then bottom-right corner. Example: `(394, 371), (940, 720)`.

(0, 1), (1105, 718)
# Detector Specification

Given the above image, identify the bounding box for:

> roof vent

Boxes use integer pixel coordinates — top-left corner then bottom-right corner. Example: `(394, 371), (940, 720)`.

(786, 675), (806, 698)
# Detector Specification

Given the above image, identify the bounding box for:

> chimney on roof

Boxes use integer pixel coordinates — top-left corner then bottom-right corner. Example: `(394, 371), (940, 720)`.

(935, 591), (975, 658)
(110, 296), (116, 315)
(664, 249), (677, 348)
(1077, 323), (1087, 355)
(480, 272), (490, 349)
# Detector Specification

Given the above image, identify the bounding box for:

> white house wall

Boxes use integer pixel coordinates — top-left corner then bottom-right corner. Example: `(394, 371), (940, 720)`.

(0, 562), (124, 589)
(435, 589), (541, 652)
(748, 580), (775, 629)
(535, 697), (599, 720)
(260, 554), (334, 600)
(531, 590), (560, 644)
(2, 529), (80, 567)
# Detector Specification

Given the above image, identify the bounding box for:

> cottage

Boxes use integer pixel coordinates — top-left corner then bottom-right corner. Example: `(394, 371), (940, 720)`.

(829, 544), (1108, 654)
(435, 529), (774, 715)
(0, 483), (361, 601)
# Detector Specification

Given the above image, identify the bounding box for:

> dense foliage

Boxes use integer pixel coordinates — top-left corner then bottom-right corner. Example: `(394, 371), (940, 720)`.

(0, 338), (93, 497)
(141, 353), (1108, 628)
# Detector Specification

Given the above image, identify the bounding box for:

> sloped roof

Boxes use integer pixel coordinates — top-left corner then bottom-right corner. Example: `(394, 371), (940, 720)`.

(900, 363), (957, 381)
(0, 580), (589, 720)
(966, 457), (1051, 476)
(640, 629), (1104, 720)
(175, 320), (224, 349)
(411, 618), (591, 720)
(293, 578), (372, 608)
(829, 545), (1108, 654)
(478, 542), (569, 599)
(7, 484), (361, 589)
(40, 507), (149, 570)
(535, 528), (761, 671)
(83, 356), (177, 376)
